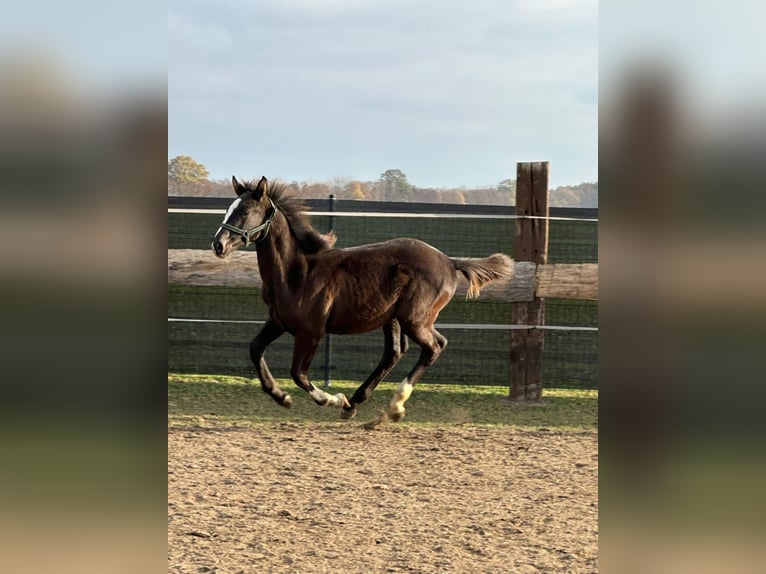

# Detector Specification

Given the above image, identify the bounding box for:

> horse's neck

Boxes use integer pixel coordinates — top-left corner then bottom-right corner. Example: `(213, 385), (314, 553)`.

(255, 220), (305, 288)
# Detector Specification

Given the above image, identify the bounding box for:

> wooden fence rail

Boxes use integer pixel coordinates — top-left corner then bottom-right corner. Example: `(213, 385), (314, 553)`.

(168, 250), (597, 302)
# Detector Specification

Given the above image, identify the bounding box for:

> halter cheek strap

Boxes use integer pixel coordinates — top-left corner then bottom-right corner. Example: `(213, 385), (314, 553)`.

(221, 198), (278, 247)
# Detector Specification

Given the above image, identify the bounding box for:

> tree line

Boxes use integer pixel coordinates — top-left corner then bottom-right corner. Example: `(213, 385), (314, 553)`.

(169, 155), (597, 207)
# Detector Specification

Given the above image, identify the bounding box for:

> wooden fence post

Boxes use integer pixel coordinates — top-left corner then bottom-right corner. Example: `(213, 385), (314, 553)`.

(510, 162), (549, 401)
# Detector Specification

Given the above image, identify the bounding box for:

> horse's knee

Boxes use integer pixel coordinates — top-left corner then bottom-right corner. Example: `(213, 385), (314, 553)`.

(249, 338), (265, 363)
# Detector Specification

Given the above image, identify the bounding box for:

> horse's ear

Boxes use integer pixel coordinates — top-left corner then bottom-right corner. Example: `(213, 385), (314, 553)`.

(232, 176), (246, 196)
(254, 176), (268, 200)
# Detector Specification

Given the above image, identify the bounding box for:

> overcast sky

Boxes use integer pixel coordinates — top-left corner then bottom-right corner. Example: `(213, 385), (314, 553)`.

(169, 0), (597, 189)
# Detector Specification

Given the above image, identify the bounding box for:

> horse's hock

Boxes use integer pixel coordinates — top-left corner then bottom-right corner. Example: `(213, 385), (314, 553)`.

(167, 249), (598, 302)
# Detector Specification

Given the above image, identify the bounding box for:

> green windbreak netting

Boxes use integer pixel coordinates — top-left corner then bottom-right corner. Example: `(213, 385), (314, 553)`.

(168, 201), (597, 389)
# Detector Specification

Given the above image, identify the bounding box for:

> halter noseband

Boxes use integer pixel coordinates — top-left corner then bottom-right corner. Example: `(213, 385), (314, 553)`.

(220, 198), (278, 247)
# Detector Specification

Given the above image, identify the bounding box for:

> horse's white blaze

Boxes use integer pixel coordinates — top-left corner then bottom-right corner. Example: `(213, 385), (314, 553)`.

(214, 197), (243, 237)
(389, 378), (413, 414)
(222, 198), (242, 224)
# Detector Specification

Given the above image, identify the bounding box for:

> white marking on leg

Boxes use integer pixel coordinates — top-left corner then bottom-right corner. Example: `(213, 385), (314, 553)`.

(389, 378), (413, 415)
(309, 388), (348, 408)
(309, 387), (330, 405)
(329, 393), (349, 408)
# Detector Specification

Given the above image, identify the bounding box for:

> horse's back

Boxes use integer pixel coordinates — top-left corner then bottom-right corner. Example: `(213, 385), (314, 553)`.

(336, 237), (454, 279)
(318, 238), (458, 334)
(339, 237), (449, 262)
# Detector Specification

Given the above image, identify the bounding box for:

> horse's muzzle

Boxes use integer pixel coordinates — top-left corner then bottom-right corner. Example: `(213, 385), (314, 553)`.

(212, 239), (225, 258)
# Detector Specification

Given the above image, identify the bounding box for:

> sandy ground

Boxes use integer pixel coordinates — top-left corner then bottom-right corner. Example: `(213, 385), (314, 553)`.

(168, 249), (262, 288)
(168, 423), (597, 573)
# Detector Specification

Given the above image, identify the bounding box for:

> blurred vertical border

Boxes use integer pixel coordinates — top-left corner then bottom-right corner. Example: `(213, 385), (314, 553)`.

(0, 2), (166, 573)
(600, 1), (766, 572)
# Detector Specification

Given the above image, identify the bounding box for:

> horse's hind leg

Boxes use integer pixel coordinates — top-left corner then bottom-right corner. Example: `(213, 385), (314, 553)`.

(388, 325), (446, 422)
(433, 328), (447, 353)
(250, 320), (292, 407)
(340, 319), (406, 420)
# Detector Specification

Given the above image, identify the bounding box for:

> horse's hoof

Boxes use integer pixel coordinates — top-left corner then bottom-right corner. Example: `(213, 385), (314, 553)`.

(340, 407), (357, 421)
(388, 410), (405, 422)
(362, 411), (389, 430)
(280, 395), (294, 408)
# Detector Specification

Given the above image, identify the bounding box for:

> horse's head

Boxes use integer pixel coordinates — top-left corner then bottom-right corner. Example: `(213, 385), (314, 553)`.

(211, 176), (277, 258)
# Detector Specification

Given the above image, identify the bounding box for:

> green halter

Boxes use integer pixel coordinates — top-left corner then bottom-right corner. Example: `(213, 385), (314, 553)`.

(220, 198), (278, 247)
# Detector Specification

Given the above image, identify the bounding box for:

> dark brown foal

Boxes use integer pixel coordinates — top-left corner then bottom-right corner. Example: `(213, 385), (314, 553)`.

(212, 176), (513, 420)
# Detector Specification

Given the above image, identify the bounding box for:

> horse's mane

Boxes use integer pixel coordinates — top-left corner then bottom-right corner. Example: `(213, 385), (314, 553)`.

(244, 179), (337, 254)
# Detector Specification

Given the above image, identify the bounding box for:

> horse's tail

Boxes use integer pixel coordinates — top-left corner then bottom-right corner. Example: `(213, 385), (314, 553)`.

(451, 254), (514, 299)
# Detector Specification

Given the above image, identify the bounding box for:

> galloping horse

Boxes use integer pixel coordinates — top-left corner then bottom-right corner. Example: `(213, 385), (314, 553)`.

(211, 176), (513, 421)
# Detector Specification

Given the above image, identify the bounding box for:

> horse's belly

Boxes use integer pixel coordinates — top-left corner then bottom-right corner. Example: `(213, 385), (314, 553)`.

(326, 299), (396, 335)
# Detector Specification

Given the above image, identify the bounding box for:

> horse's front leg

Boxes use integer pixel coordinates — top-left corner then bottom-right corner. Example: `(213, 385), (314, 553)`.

(250, 320), (292, 408)
(291, 332), (350, 409)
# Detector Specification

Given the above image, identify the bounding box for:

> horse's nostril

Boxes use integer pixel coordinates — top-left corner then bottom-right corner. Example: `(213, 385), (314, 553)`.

(212, 240), (224, 255)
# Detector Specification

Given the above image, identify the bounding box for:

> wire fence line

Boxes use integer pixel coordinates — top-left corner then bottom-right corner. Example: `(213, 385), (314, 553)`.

(169, 207), (598, 223)
(167, 197), (597, 389)
(168, 317), (598, 332)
